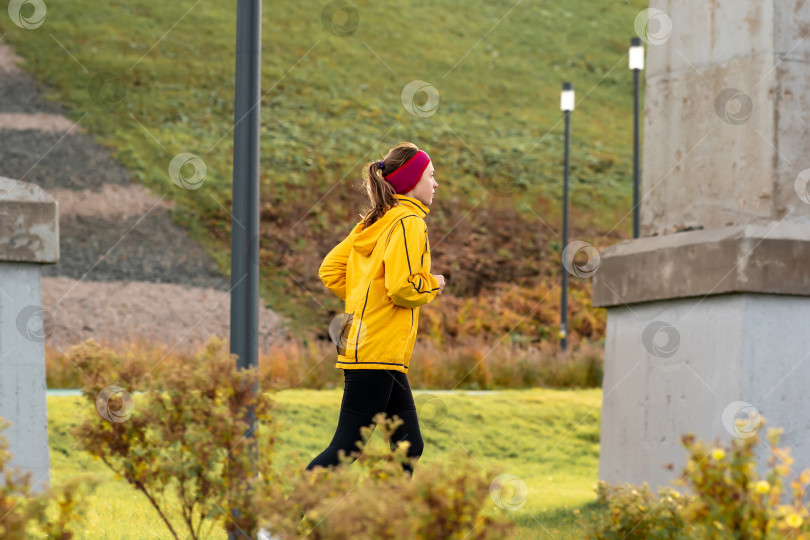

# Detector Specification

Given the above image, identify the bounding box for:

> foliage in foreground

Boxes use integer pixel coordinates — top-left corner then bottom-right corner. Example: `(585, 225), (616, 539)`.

(72, 336), (276, 539)
(260, 413), (516, 540)
(585, 417), (810, 539)
(0, 420), (95, 539)
(69, 336), (516, 539)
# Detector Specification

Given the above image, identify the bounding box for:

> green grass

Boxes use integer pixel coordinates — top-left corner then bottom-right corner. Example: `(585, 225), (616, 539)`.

(0, 0), (647, 337)
(44, 388), (603, 539)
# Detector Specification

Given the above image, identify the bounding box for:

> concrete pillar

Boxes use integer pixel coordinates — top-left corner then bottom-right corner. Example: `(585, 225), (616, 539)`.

(593, 0), (810, 492)
(0, 177), (58, 492)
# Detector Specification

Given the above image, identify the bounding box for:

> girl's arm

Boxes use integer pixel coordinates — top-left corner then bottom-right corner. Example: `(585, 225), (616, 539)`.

(318, 234), (353, 300)
(383, 217), (440, 308)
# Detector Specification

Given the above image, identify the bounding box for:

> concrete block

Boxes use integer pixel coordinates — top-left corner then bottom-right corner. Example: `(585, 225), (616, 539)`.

(0, 263), (51, 492)
(0, 177), (57, 493)
(599, 293), (810, 493)
(592, 221), (810, 307)
(0, 176), (59, 263)
(596, 0), (810, 499)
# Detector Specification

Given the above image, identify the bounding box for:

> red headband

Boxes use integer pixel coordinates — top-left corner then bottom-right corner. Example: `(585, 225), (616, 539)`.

(384, 150), (430, 195)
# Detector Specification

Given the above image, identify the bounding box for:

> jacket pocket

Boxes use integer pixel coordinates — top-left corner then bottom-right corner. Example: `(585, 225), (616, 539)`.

(383, 306), (408, 359)
(337, 311), (368, 358)
(398, 307), (417, 359)
(336, 312), (352, 356)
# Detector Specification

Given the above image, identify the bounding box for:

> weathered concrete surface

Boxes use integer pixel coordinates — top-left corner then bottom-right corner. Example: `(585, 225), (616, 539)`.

(594, 0), (810, 496)
(0, 176), (59, 263)
(600, 293), (810, 493)
(593, 221), (810, 307)
(641, 0), (810, 235)
(0, 263), (52, 493)
(0, 178), (57, 492)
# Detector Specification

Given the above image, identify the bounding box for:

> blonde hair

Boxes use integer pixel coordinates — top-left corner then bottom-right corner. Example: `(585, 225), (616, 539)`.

(359, 142), (419, 229)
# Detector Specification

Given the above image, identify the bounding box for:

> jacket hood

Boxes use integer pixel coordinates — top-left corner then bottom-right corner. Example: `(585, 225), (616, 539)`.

(352, 195), (430, 257)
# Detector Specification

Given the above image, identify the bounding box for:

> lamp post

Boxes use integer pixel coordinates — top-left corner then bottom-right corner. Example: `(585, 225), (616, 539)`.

(231, 0), (261, 373)
(629, 37), (644, 238)
(560, 82), (574, 352)
(229, 0), (261, 537)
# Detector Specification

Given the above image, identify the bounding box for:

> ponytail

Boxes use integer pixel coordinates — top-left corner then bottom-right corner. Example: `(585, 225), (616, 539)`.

(361, 163), (398, 230)
(359, 142), (419, 229)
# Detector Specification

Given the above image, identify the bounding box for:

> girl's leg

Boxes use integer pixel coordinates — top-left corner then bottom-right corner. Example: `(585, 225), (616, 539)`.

(305, 369), (395, 471)
(383, 370), (424, 476)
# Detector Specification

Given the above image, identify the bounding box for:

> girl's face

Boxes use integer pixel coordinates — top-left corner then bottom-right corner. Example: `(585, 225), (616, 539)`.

(405, 161), (438, 207)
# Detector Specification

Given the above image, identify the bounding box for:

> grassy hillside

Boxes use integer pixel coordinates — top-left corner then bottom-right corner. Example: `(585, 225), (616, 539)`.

(44, 388), (602, 538)
(0, 0), (646, 342)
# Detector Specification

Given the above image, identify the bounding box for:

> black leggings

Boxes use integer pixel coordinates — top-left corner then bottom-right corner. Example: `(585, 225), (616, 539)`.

(306, 369), (424, 475)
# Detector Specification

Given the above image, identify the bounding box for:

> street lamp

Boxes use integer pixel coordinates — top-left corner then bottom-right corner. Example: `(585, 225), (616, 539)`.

(630, 37), (644, 238)
(560, 82), (574, 352)
(229, 0), (261, 538)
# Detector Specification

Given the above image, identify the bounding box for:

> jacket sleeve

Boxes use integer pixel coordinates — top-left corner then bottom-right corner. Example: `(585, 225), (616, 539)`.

(383, 217), (440, 308)
(319, 234), (353, 300)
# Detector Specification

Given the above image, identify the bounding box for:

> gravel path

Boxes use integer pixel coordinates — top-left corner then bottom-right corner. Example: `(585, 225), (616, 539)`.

(42, 277), (290, 356)
(0, 40), (290, 354)
(43, 204), (227, 288)
(0, 128), (134, 191)
(0, 113), (81, 133)
(0, 47), (62, 114)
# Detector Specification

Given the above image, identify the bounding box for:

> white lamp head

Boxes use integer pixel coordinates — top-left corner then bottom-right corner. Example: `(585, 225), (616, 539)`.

(560, 82), (574, 112)
(629, 37), (645, 70)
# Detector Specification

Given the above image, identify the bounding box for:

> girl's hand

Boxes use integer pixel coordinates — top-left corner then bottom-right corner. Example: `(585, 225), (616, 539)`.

(433, 274), (446, 295)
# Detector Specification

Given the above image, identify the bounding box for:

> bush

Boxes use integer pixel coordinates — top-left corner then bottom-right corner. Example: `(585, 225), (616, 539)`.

(257, 413), (516, 540)
(585, 417), (810, 539)
(0, 419), (94, 539)
(70, 336), (277, 539)
(415, 337), (603, 389)
(419, 281), (605, 348)
(586, 482), (691, 540)
(47, 334), (604, 391)
(69, 336), (517, 539)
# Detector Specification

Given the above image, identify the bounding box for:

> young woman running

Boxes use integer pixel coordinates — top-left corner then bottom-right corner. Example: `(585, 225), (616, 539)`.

(306, 141), (445, 477)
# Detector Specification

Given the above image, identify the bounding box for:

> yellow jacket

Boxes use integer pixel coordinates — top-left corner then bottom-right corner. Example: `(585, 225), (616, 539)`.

(319, 194), (440, 373)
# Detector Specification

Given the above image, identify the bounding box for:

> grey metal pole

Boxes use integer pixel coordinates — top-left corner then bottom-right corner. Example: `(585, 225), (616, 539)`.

(561, 84), (571, 352)
(633, 68), (640, 238)
(230, 0), (261, 372)
(631, 37), (641, 239)
(229, 0), (260, 538)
